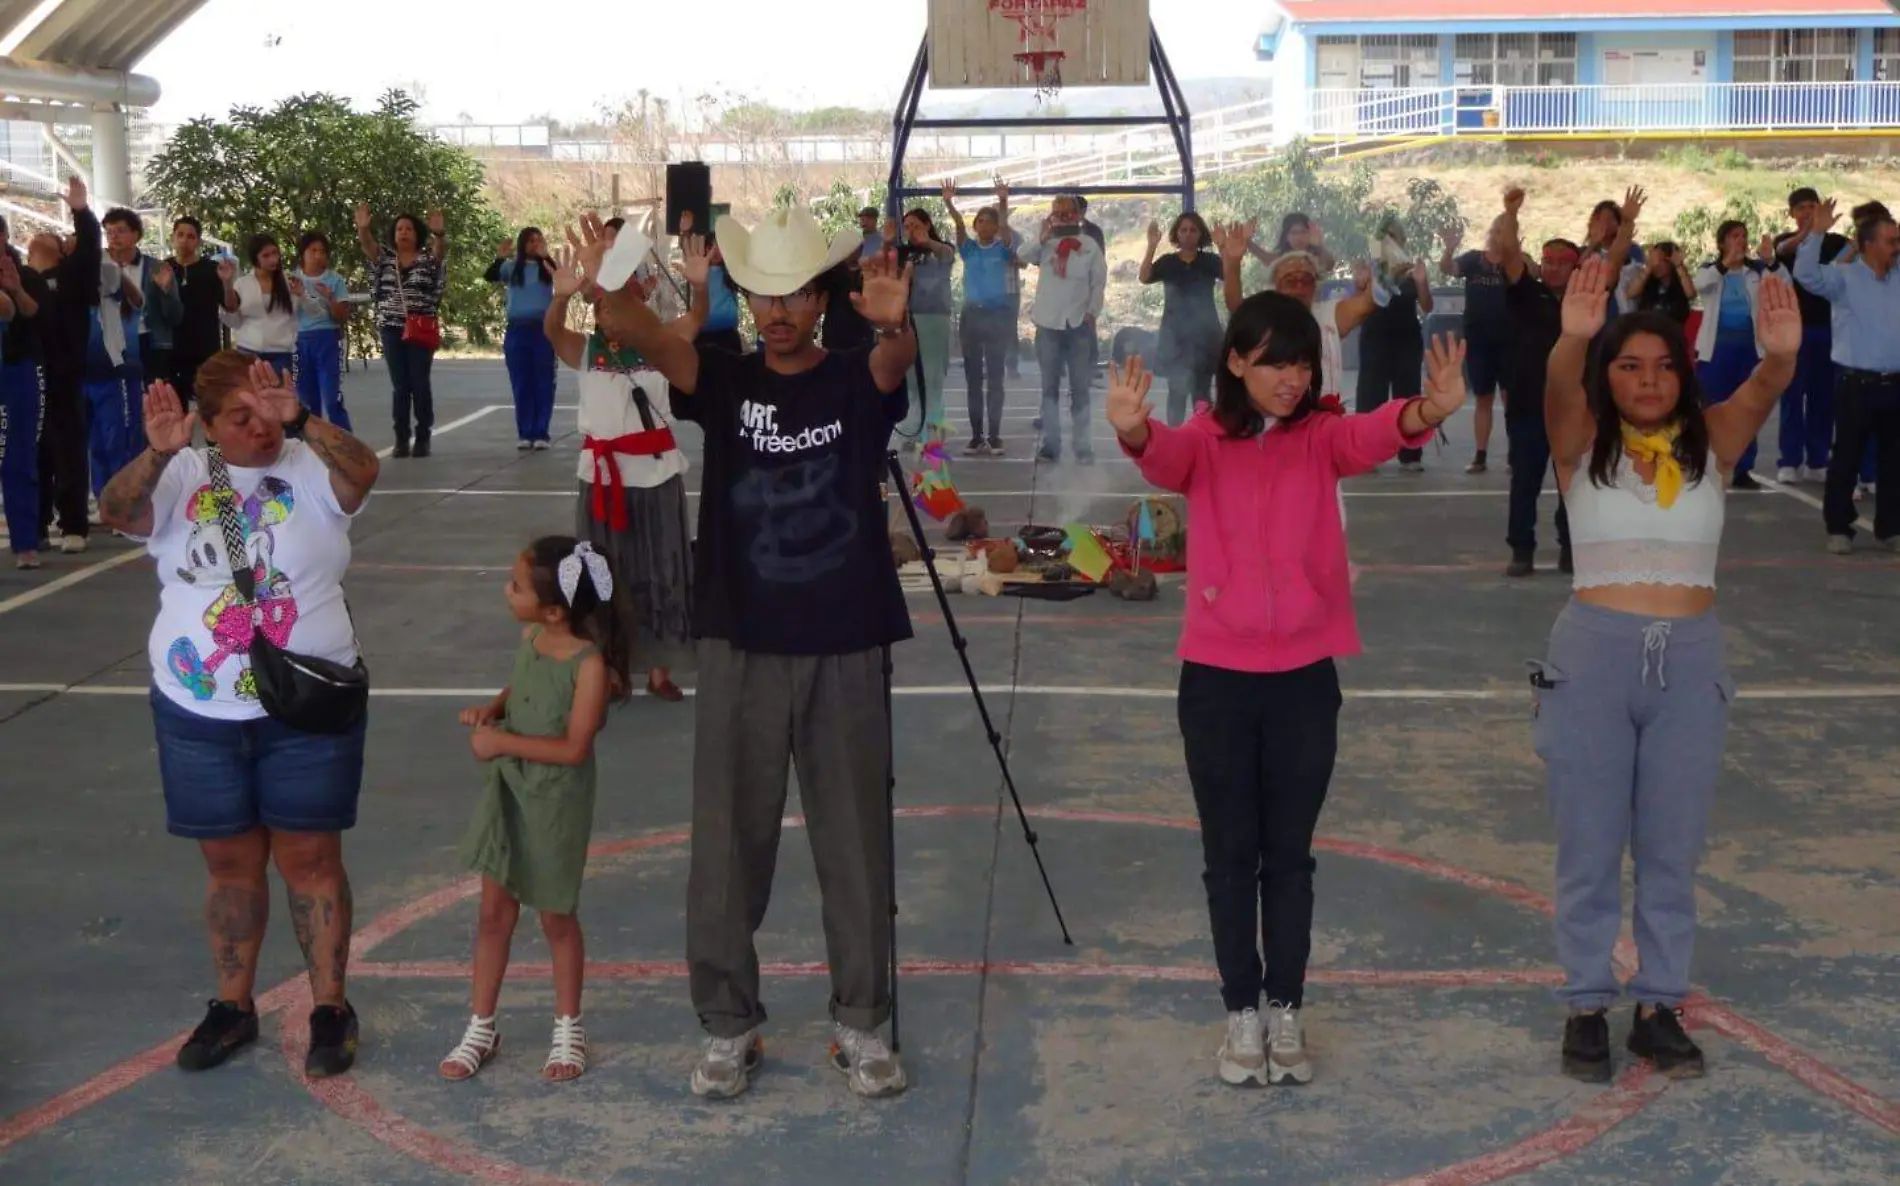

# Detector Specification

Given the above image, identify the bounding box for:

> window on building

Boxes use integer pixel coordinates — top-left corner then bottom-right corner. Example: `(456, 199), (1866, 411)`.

(1455, 32), (1577, 87)
(1734, 29), (1857, 84)
(1314, 34), (1440, 89)
(1875, 30), (1900, 83)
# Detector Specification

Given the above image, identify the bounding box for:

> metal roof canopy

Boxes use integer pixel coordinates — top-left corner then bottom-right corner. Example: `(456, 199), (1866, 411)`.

(2, 0), (205, 74)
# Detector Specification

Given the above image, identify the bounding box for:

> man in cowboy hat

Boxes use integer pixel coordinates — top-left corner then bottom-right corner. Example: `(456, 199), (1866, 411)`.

(582, 205), (918, 1100)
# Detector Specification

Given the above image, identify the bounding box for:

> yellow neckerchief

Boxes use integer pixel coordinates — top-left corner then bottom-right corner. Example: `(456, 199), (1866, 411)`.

(1619, 422), (1684, 509)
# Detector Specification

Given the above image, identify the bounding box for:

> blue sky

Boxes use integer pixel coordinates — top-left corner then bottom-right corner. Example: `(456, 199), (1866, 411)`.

(139, 0), (1272, 126)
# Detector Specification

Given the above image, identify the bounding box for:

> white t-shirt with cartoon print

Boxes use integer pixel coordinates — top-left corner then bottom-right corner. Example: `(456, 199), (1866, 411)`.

(140, 442), (362, 721)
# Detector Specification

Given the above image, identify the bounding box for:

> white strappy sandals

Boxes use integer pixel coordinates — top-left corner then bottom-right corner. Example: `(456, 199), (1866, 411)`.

(438, 1013), (587, 1082)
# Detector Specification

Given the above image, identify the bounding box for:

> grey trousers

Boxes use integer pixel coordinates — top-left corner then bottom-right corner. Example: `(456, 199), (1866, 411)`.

(1531, 600), (1734, 1011)
(687, 639), (894, 1037)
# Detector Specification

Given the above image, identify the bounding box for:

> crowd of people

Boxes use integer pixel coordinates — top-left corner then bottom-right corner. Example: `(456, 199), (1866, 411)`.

(21, 166), (1898, 1106)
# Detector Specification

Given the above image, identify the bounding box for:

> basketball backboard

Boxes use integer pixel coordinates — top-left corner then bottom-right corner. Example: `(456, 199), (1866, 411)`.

(927, 0), (1151, 91)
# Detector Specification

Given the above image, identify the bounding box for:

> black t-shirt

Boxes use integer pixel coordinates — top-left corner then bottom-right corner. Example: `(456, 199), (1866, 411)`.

(1454, 251), (1510, 343)
(1635, 274), (1693, 325)
(1505, 271), (1562, 417)
(2, 253), (49, 363)
(1775, 230), (1849, 328)
(818, 267), (873, 352)
(1364, 273), (1422, 347)
(672, 344), (914, 656)
(1147, 252), (1223, 369)
(171, 256), (227, 361)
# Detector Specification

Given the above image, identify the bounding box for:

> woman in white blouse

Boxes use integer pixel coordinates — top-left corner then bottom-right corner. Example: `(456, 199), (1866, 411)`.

(221, 234), (300, 380)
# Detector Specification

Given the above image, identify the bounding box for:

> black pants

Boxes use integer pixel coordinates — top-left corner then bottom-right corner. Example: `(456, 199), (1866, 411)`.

(1356, 335), (1425, 463)
(1003, 290), (1022, 376)
(1506, 408), (1571, 555)
(1823, 370), (1900, 540)
(1179, 659), (1340, 1011)
(37, 365), (88, 540)
(380, 327), (437, 446)
(960, 305), (1010, 440)
(171, 352), (211, 403)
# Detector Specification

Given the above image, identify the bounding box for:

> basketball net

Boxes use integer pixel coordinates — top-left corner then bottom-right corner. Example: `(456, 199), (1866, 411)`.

(990, 0), (1081, 101)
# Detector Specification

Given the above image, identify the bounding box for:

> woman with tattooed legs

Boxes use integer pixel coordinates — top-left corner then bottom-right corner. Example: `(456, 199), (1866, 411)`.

(99, 351), (382, 1078)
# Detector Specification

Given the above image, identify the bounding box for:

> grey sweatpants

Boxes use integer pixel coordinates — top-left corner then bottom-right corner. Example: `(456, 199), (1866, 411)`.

(687, 639), (894, 1038)
(1531, 600), (1735, 1011)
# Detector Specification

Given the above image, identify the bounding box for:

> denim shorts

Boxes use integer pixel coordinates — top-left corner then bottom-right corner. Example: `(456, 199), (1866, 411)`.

(151, 689), (366, 839)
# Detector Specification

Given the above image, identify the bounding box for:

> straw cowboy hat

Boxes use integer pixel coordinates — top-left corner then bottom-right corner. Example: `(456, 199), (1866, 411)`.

(715, 206), (862, 297)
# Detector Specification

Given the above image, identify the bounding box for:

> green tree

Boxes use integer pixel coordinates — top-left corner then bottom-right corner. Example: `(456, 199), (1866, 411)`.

(145, 90), (508, 351)
(1672, 195), (1779, 266)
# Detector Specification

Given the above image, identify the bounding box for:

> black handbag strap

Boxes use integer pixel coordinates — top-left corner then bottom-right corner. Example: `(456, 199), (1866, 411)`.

(203, 448), (257, 604)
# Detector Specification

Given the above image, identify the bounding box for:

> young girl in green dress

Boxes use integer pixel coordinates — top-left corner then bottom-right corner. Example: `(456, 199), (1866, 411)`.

(440, 536), (627, 1082)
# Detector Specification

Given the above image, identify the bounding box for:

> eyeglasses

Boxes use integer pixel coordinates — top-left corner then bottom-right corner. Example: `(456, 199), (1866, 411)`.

(741, 287), (822, 313)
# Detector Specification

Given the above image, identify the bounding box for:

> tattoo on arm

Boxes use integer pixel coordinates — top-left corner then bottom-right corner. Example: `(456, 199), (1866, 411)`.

(301, 419), (381, 501)
(98, 447), (175, 533)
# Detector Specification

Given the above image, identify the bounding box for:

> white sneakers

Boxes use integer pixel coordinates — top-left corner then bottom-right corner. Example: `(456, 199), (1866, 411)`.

(1217, 1003), (1314, 1086)
(1776, 467), (1800, 483)
(689, 1024), (908, 1100)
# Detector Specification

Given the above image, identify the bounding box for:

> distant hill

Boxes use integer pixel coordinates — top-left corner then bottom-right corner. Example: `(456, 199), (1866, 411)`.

(914, 77), (1270, 120)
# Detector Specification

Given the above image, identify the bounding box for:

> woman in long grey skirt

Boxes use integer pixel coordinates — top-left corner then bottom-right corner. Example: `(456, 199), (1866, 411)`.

(545, 252), (694, 699)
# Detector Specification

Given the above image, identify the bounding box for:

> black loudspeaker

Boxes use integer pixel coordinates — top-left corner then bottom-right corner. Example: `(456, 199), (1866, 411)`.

(665, 162), (712, 235)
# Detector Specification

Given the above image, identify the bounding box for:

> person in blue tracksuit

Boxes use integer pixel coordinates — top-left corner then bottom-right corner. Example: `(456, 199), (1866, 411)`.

(83, 216), (146, 498)
(293, 231), (354, 430)
(487, 227), (556, 450)
(1691, 220), (1781, 490)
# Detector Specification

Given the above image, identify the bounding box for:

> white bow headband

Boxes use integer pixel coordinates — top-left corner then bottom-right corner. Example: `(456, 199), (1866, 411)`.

(557, 541), (614, 607)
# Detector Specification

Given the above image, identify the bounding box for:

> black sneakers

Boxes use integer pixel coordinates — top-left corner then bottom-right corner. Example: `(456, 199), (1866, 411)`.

(306, 1001), (361, 1079)
(177, 1000), (260, 1072)
(1506, 549), (1536, 578)
(1628, 1005), (1705, 1079)
(412, 435), (432, 459)
(1561, 1009), (1611, 1083)
(1730, 471), (1760, 491)
(1559, 545), (1575, 576)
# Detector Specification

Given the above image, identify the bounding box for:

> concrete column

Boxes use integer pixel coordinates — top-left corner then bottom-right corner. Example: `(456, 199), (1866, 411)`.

(89, 105), (131, 210)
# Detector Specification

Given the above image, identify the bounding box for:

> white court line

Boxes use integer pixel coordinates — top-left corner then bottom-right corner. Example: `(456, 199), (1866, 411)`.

(374, 404), (506, 458)
(1757, 475), (1827, 512)
(7, 683), (1900, 702)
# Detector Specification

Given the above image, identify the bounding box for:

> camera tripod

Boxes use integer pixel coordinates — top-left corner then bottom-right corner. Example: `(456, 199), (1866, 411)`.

(879, 450), (1073, 1053)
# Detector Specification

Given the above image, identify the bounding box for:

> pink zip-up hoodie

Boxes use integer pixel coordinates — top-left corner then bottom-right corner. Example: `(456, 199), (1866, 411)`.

(1123, 399), (1431, 674)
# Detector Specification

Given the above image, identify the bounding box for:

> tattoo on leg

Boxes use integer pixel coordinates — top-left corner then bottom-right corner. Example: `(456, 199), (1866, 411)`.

(329, 874), (354, 994)
(287, 889), (318, 971)
(206, 883), (267, 988)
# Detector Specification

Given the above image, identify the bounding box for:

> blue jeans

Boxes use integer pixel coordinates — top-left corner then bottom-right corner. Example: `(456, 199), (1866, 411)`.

(296, 328), (350, 430)
(1505, 409), (1571, 555)
(503, 318), (557, 442)
(1533, 602), (1732, 1010)
(1697, 332), (1760, 477)
(1777, 325), (1834, 470)
(380, 326), (436, 445)
(83, 365), (142, 498)
(0, 360), (43, 554)
(1035, 323), (1094, 460)
(151, 689), (367, 838)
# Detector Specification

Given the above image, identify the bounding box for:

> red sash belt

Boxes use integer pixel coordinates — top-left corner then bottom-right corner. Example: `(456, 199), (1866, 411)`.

(584, 427), (678, 530)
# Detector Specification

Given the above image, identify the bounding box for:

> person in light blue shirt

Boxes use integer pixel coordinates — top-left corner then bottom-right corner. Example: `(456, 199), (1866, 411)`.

(293, 231), (354, 430)
(1793, 199), (1900, 548)
(487, 227), (557, 448)
(943, 180), (1017, 454)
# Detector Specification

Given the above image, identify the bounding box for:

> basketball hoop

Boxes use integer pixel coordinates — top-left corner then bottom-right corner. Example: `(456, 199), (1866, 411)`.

(991, 0), (1084, 100)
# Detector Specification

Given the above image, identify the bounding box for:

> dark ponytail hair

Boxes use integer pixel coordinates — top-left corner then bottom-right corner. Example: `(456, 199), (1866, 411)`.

(247, 233), (293, 315)
(1585, 312), (1711, 492)
(512, 226), (552, 287)
(522, 535), (631, 703)
(1211, 292), (1324, 439)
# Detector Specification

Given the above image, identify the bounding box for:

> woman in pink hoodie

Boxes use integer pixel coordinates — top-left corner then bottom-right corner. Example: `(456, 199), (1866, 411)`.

(1109, 290), (1467, 1088)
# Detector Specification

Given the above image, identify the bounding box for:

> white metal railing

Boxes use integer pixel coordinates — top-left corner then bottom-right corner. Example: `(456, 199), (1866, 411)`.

(1307, 80), (1900, 139)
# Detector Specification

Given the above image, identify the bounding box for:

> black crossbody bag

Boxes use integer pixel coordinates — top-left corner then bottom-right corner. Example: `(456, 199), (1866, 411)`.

(205, 448), (370, 734)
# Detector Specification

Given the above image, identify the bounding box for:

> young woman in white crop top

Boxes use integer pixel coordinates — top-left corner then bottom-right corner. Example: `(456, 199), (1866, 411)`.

(1531, 254), (1799, 1084)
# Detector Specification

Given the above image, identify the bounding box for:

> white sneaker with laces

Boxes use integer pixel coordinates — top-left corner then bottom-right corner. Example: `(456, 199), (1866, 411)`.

(1776, 467), (1799, 484)
(1802, 465), (1827, 483)
(1266, 1002), (1314, 1085)
(690, 1029), (763, 1099)
(60, 535), (88, 555)
(1216, 1007), (1268, 1086)
(829, 1023), (907, 1098)
(1826, 535), (1854, 556)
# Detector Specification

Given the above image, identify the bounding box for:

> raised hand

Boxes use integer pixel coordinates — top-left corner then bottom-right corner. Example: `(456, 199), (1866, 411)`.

(63, 174), (88, 211)
(1146, 221), (1163, 250)
(1308, 219), (1326, 245)
(354, 203), (372, 233)
(238, 358), (301, 424)
(1421, 335), (1469, 421)
(882, 218), (901, 246)
(1351, 260), (1373, 292)
(940, 179), (956, 206)
(153, 260), (175, 290)
(550, 247), (584, 298)
(994, 179), (1010, 203)
(1503, 187), (1526, 215)
(1216, 221), (1250, 264)
(426, 209), (446, 237)
(0, 254), (19, 292)
(851, 251), (913, 327)
(143, 381), (198, 453)
(1105, 355), (1155, 440)
(1561, 254), (1612, 339)
(1441, 224), (1464, 252)
(1757, 233), (1778, 265)
(497, 238), (514, 259)
(1620, 185), (1648, 227)
(1411, 258), (1431, 289)
(679, 234), (712, 288)
(216, 258), (237, 285)
(1755, 273), (1803, 359)
(1816, 197), (1841, 232)
(569, 214), (613, 286)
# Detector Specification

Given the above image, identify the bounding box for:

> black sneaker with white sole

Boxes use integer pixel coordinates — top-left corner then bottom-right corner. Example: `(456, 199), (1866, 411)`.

(1561, 1009), (1612, 1082)
(1627, 1005), (1704, 1078)
(305, 1001), (360, 1078)
(176, 999), (260, 1071)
